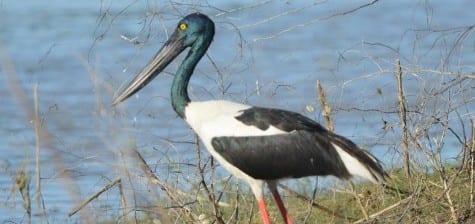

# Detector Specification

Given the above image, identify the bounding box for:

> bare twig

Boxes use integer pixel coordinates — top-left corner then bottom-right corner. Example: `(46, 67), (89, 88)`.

(396, 59), (412, 187)
(33, 84), (43, 216)
(238, 1), (328, 29)
(433, 120), (459, 223)
(442, 177), (458, 223)
(129, 147), (199, 222)
(317, 80), (334, 132)
(117, 141), (139, 222)
(214, 0), (274, 17)
(318, 80), (369, 220)
(278, 183), (356, 221)
(222, 181), (240, 224)
(353, 196), (412, 224)
(117, 179), (127, 218)
(470, 117), (475, 208)
(68, 178), (122, 217)
(253, 0), (380, 41)
(303, 179), (319, 223)
(195, 134), (225, 224)
(349, 181), (369, 220)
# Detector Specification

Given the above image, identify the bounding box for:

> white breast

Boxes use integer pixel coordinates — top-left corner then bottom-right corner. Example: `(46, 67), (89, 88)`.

(184, 100), (286, 181)
(185, 100), (286, 138)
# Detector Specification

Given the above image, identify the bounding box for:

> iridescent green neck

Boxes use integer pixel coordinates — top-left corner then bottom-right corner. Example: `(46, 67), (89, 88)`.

(171, 35), (212, 118)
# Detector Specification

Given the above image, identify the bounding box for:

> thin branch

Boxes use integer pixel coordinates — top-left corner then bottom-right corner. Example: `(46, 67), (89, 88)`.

(303, 179), (319, 223)
(195, 134), (225, 224)
(353, 196), (412, 224)
(318, 80), (370, 220)
(117, 179), (127, 218)
(349, 181), (369, 220)
(470, 117), (475, 208)
(317, 80), (333, 132)
(214, 0), (274, 17)
(396, 59), (412, 187)
(125, 146), (199, 222)
(278, 183), (357, 221)
(32, 83), (47, 219)
(68, 178), (122, 217)
(253, 0), (380, 41)
(238, 1), (328, 29)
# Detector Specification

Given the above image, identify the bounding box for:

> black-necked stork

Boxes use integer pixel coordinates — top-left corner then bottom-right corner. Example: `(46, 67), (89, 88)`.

(112, 13), (388, 224)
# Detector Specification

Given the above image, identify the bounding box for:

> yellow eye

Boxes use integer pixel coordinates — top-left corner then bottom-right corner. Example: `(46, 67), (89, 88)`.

(179, 23), (187, 31)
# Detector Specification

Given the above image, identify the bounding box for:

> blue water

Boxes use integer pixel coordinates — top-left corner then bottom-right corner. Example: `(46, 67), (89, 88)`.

(1, 0), (474, 223)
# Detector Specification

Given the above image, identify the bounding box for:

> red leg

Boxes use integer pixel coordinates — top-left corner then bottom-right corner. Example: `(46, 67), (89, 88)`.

(258, 197), (271, 224)
(269, 183), (293, 224)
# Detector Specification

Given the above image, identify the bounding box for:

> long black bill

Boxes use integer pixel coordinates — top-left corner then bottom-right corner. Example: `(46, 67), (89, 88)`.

(112, 32), (186, 105)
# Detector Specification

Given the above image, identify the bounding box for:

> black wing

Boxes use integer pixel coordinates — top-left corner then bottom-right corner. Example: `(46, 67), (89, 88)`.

(235, 106), (326, 132)
(211, 107), (387, 181)
(212, 130), (351, 180)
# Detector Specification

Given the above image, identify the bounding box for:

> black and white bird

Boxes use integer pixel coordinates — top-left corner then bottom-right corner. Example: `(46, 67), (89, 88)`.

(112, 13), (388, 224)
